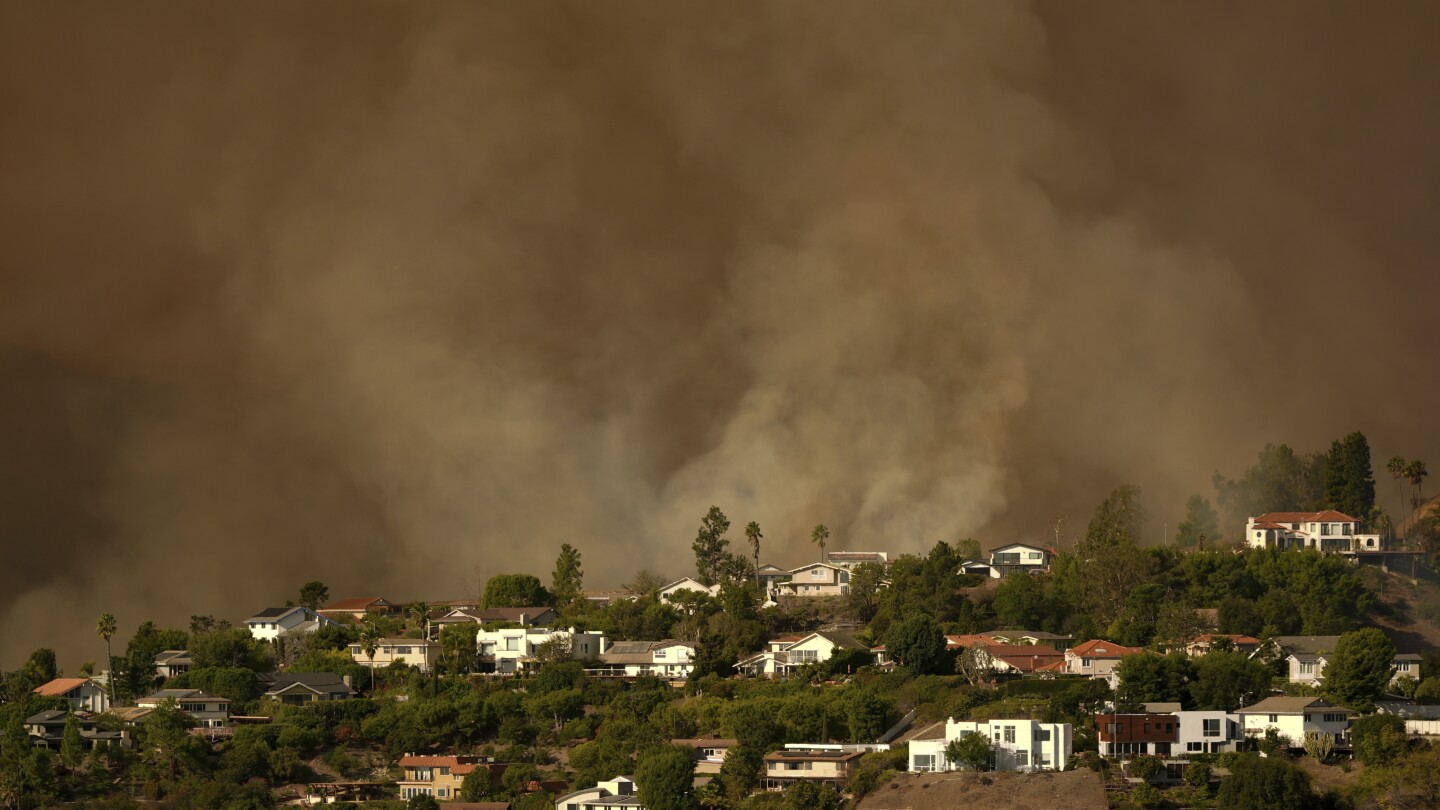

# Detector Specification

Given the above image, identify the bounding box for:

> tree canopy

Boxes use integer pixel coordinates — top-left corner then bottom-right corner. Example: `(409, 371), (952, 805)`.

(482, 573), (553, 608)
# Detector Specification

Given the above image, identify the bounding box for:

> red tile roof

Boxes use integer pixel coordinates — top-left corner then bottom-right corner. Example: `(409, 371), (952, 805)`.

(1068, 639), (1146, 659)
(398, 754), (483, 767)
(1192, 633), (1260, 646)
(33, 678), (96, 697)
(1254, 510), (1359, 524)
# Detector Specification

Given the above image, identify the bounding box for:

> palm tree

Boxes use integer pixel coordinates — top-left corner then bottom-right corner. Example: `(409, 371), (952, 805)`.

(409, 601), (432, 641)
(96, 613), (117, 705)
(1388, 456), (1408, 522)
(358, 625), (381, 693)
(745, 522), (763, 595)
(1408, 460), (1430, 512)
(811, 524), (830, 564)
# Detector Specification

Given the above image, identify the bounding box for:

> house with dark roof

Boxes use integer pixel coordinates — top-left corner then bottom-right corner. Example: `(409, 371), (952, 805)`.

(153, 650), (193, 680)
(33, 678), (109, 713)
(258, 672), (355, 704)
(762, 746), (866, 791)
(1237, 696), (1353, 746)
(24, 710), (133, 751)
(598, 640), (695, 679)
(243, 606), (339, 641)
(824, 551), (889, 570)
(429, 607), (556, 637)
(555, 776), (644, 810)
(317, 597), (398, 621)
(1245, 511), (1383, 554)
(137, 689), (230, 728)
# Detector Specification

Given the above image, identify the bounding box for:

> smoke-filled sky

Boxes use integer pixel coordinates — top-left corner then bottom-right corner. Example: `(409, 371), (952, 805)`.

(3, 1), (1438, 668)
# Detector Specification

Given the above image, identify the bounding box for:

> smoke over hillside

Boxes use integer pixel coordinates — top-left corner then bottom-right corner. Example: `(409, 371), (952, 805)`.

(2, 2), (1438, 666)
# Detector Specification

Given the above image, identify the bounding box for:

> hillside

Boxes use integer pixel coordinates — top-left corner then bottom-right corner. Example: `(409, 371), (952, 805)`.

(856, 769), (1107, 810)
(1363, 565), (1440, 651)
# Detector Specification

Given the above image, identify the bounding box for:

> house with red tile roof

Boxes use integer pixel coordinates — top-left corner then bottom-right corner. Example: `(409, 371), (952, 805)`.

(1245, 511), (1383, 554)
(317, 597), (397, 621)
(33, 678), (109, 713)
(397, 754), (506, 801)
(1064, 640), (1151, 687)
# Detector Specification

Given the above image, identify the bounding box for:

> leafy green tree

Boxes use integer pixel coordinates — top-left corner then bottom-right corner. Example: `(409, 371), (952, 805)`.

(190, 627), (272, 671)
(358, 625), (381, 692)
(1406, 459), (1429, 510)
(408, 601), (431, 640)
(1084, 484), (1148, 548)
(1215, 755), (1315, 810)
(1351, 713), (1409, 766)
(811, 524), (830, 564)
(1218, 596), (1264, 637)
(718, 743), (764, 800)
(1176, 494), (1220, 547)
(1388, 455), (1410, 516)
(945, 732), (994, 771)
(1190, 651), (1272, 711)
(1214, 443), (1327, 532)
(460, 765), (493, 800)
(298, 581), (329, 610)
(96, 613), (117, 704)
(440, 624), (478, 673)
(408, 794), (441, 810)
(1324, 431), (1376, 521)
(552, 544), (585, 607)
(845, 688), (888, 743)
(60, 711), (84, 768)
(1321, 628), (1396, 711)
(692, 506), (732, 587)
(482, 573), (552, 608)
(1078, 486), (1153, 628)
(844, 561), (887, 621)
(1185, 761), (1212, 788)
(1414, 676), (1440, 704)
(636, 743), (699, 810)
(883, 615), (945, 675)
(991, 572), (1049, 629)
(784, 780), (841, 809)
(1115, 653), (1196, 708)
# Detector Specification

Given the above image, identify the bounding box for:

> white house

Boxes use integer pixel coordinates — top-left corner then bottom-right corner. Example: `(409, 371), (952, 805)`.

(555, 776), (644, 810)
(672, 736), (738, 774)
(909, 718), (1072, 773)
(598, 640), (696, 679)
(153, 650), (193, 680)
(475, 627), (605, 674)
(138, 689), (231, 728)
(775, 563), (851, 597)
(1245, 511), (1382, 554)
(243, 606), (338, 641)
(985, 544), (1053, 578)
(1266, 635), (1420, 686)
(824, 551), (889, 570)
(658, 578), (720, 605)
(737, 631), (867, 677)
(1237, 696), (1353, 747)
(32, 678), (110, 713)
(347, 638), (441, 673)
(1143, 705), (1245, 755)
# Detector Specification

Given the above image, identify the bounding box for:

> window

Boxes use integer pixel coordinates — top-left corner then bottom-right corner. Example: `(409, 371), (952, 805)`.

(1143, 723), (1151, 733)
(1304, 714), (1312, 722)
(812, 569), (824, 579)
(1268, 714), (1278, 723)
(1300, 662), (1315, 675)
(1398, 662), (1412, 672)
(1188, 742), (1203, 752)
(1082, 658), (1093, 668)
(438, 789), (448, 798)
(1324, 713), (1347, 723)
(1203, 719), (1220, 737)
(1029, 552), (1043, 560)
(914, 754), (935, 771)
(1003, 726), (1016, 744)
(1105, 723), (1118, 735)
(504, 638), (519, 651)
(1033, 728), (1051, 742)
(1016, 751), (1029, 766)
(654, 650), (667, 660)
(396, 646), (412, 655)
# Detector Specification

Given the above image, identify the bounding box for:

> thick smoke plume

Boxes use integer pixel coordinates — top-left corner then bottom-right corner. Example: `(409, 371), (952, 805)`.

(2, 1), (1438, 666)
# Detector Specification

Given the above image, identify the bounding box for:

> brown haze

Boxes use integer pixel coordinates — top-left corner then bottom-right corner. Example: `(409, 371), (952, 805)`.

(2, 1), (1438, 668)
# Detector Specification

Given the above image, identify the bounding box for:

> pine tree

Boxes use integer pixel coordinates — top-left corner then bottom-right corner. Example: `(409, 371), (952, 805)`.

(1324, 432), (1376, 521)
(552, 544), (584, 607)
(60, 711), (83, 768)
(691, 507), (731, 587)
(1176, 494), (1219, 547)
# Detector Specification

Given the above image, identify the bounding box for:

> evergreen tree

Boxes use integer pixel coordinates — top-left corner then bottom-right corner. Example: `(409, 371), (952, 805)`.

(1324, 431), (1376, 520)
(1322, 628), (1396, 711)
(691, 506), (731, 587)
(60, 711), (83, 769)
(883, 615), (946, 674)
(1083, 484), (1147, 549)
(636, 744), (698, 810)
(552, 544), (584, 607)
(1176, 494), (1219, 547)
(481, 573), (552, 608)
(1215, 755), (1314, 810)
(298, 581), (329, 610)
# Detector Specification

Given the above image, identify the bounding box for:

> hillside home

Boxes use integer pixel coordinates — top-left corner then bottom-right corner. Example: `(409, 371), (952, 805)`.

(658, 578), (720, 604)
(397, 754), (505, 801)
(1237, 697), (1353, 746)
(672, 736), (738, 774)
(556, 776), (643, 810)
(776, 563), (851, 597)
(243, 606), (338, 641)
(737, 631), (867, 677)
(756, 564), (792, 594)
(598, 640), (695, 679)
(909, 718), (1072, 772)
(138, 689), (230, 728)
(1169, 709), (1244, 755)
(1065, 640), (1149, 687)
(972, 643), (1066, 676)
(1265, 636), (1419, 686)
(259, 672), (354, 704)
(153, 650), (192, 679)
(318, 597), (397, 621)
(824, 551), (889, 569)
(1183, 634), (1260, 657)
(430, 606), (556, 637)
(347, 638), (441, 673)
(763, 746), (866, 791)
(1245, 511), (1382, 554)
(475, 627), (605, 674)
(32, 678), (109, 713)
(24, 710), (133, 751)
(986, 544), (1053, 577)
(1095, 713), (1178, 758)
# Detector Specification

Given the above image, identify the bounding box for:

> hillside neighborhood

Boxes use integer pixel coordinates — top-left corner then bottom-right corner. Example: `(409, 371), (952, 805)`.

(7, 436), (1440, 810)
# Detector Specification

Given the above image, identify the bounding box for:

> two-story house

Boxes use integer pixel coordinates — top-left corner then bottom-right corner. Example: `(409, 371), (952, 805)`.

(756, 564), (793, 595)
(243, 606), (338, 641)
(475, 627), (605, 674)
(347, 638), (441, 673)
(909, 718), (1072, 772)
(1245, 511), (1382, 554)
(775, 563), (851, 597)
(763, 746), (866, 791)
(824, 551), (889, 570)
(1065, 640), (1149, 687)
(1264, 635), (1419, 687)
(737, 631), (867, 677)
(1095, 713), (1178, 758)
(397, 754), (505, 801)
(430, 606), (557, 638)
(657, 578), (720, 605)
(318, 596), (398, 622)
(138, 689), (231, 728)
(598, 640), (695, 679)
(672, 736), (738, 774)
(986, 544), (1053, 578)
(24, 710), (134, 751)
(1237, 696), (1353, 746)
(153, 650), (193, 680)
(556, 776), (643, 810)
(33, 678), (109, 713)
(1170, 709), (1244, 755)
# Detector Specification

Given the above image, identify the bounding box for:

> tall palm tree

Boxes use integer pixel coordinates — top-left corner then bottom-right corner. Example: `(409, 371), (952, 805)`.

(811, 524), (830, 564)
(409, 601), (432, 641)
(96, 613), (117, 705)
(1408, 460), (1429, 512)
(745, 522), (763, 595)
(358, 625), (381, 693)
(1388, 456), (1408, 521)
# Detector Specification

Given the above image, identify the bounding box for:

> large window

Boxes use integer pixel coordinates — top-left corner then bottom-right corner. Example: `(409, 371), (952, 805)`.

(1033, 728), (1051, 742)
(1003, 726), (1016, 744)
(1203, 719), (1220, 738)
